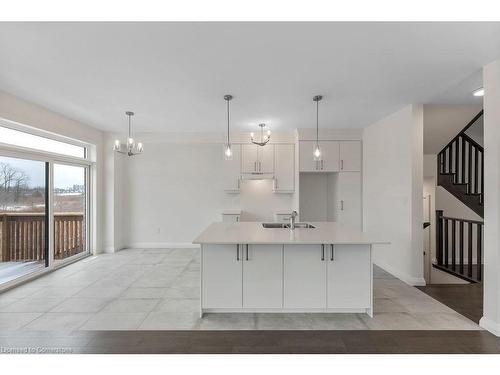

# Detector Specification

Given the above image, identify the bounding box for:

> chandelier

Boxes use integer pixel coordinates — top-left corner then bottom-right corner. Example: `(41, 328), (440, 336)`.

(113, 111), (144, 156)
(250, 123), (271, 146)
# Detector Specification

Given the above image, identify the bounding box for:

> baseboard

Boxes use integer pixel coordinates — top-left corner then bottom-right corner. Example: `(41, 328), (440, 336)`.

(374, 260), (426, 286)
(126, 242), (200, 249)
(479, 316), (500, 337)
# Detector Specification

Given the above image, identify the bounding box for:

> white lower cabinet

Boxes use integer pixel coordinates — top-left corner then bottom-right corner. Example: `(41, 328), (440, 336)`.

(202, 243), (371, 313)
(283, 244), (327, 309)
(327, 244), (371, 309)
(202, 244), (242, 308)
(243, 244), (283, 308)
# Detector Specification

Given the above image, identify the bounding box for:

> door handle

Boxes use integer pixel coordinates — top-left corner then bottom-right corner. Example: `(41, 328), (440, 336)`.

(341, 200), (344, 211)
(236, 244), (240, 261)
(321, 244), (325, 261)
(246, 244), (249, 261)
(330, 244), (334, 261)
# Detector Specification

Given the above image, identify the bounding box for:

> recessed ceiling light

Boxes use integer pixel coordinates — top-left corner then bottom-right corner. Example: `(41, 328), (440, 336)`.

(473, 88), (484, 97)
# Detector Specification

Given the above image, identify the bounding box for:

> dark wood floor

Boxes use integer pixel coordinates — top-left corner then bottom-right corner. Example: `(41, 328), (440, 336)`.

(417, 283), (483, 324)
(1, 330), (500, 354)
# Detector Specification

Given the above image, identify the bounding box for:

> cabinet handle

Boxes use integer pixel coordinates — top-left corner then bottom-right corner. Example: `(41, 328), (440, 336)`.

(259, 161), (262, 172)
(330, 244), (334, 261)
(236, 216), (239, 222)
(236, 244), (240, 261)
(237, 178), (240, 189)
(341, 159), (344, 170)
(321, 160), (324, 170)
(321, 244), (325, 261)
(246, 244), (249, 261)
(254, 161), (257, 172)
(315, 161), (318, 171)
(341, 200), (344, 211)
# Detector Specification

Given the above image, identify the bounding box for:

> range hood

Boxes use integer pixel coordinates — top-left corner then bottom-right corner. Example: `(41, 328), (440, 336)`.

(240, 173), (275, 180)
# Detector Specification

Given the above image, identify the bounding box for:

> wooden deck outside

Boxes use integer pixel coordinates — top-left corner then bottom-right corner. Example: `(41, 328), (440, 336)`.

(0, 212), (85, 262)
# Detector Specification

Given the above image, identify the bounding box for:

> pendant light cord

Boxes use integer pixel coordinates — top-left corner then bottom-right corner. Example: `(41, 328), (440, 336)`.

(128, 114), (131, 141)
(227, 98), (230, 145)
(316, 99), (319, 145)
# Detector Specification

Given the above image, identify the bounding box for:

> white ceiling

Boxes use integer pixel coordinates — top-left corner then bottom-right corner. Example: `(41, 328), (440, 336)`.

(0, 22), (499, 133)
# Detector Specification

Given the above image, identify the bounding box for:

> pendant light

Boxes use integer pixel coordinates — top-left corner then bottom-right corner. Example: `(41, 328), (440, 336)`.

(113, 111), (144, 156)
(250, 123), (271, 146)
(223, 95), (233, 160)
(313, 95), (323, 161)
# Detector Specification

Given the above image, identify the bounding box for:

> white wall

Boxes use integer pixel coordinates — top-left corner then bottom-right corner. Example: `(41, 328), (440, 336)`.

(481, 59), (500, 336)
(423, 104), (483, 154)
(122, 137), (297, 247)
(363, 105), (424, 286)
(0, 90), (105, 253)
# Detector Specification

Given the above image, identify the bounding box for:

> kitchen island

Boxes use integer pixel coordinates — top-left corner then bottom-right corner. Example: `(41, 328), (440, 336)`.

(193, 222), (386, 317)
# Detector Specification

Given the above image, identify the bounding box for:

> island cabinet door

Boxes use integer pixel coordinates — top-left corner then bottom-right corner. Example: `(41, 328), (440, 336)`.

(283, 245), (327, 309)
(202, 244), (242, 309)
(327, 244), (371, 309)
(242, 244), (283, 308)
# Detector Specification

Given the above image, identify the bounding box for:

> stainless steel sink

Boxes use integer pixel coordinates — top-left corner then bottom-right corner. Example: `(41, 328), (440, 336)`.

(262, 222), (315, 229)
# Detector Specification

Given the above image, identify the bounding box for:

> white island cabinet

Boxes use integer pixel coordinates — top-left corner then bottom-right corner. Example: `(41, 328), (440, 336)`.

(194, 222), (386, 317)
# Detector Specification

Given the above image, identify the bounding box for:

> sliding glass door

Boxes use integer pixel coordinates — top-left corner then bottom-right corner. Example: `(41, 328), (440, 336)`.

(53, 163), (88, 264)
(0, 155), (48, 284)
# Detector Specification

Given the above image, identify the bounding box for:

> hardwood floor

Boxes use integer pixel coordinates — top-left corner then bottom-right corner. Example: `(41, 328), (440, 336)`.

(1, 330), (499, 354)
(416, 283), (483, 324)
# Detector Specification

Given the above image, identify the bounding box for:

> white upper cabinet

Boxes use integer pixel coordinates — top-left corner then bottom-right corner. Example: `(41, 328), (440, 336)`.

(242, 144), (274, 174)
(223, 144), (241, 192)
(299, 141), (339, 172)
(273, 144), (295, 193)
(320, 141), (340, 172)
(258, 145), (274, 174)
(241, 144), (259, 174)
(299, 141), (318, 172)
(339, 141), (362, 172)
(337, 171), (362, 230)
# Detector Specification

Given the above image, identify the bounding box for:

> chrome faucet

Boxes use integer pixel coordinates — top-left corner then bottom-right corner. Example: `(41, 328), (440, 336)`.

(289, 211), (298, 230)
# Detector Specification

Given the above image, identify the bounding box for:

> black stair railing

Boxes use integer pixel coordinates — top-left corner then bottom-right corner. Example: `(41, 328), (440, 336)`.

(437, 110), (484, 215)
(435, 210), (483, 283)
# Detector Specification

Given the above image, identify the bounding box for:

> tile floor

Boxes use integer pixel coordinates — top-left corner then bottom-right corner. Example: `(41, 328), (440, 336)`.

(0, 248), (481, 332)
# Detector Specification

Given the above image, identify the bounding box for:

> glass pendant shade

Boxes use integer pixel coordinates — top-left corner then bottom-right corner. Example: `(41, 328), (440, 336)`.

(313, 144), (322, 161)
(224, 143), (233, 160)
(113, 111), (144, 156)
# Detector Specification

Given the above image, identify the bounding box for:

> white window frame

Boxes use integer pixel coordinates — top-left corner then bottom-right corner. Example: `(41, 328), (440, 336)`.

(0, 117), (96, 289)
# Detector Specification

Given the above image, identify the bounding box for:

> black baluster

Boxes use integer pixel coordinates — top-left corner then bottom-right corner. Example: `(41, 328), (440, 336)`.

(474, 147), (478, 194)
(468, 141), (472, 192)
(455, 140), (459, 179)
(461, 137), (466, 183)
(477, 224), (482, 282)
(444, 218), (449, 267)
(459, 221), (464, 274)
(451, 219), (456, 271)
(468, 222), (473, 278)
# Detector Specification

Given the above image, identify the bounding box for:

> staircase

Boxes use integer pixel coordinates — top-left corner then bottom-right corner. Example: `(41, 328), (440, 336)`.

(437, 110), (484, 218)
(434, 110), (484, 283)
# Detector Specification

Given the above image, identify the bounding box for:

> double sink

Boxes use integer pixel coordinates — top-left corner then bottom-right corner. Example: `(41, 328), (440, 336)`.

(262, 222), (315, 229)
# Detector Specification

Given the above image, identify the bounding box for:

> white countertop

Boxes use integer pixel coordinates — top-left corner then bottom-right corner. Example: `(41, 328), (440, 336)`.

(193, 222), (388, 245)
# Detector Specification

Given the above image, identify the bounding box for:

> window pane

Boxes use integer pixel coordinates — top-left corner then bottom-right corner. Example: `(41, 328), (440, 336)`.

(53, 164), (87, 262)
(0, 126), (86, 158)
(0, 155), (47, 284)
